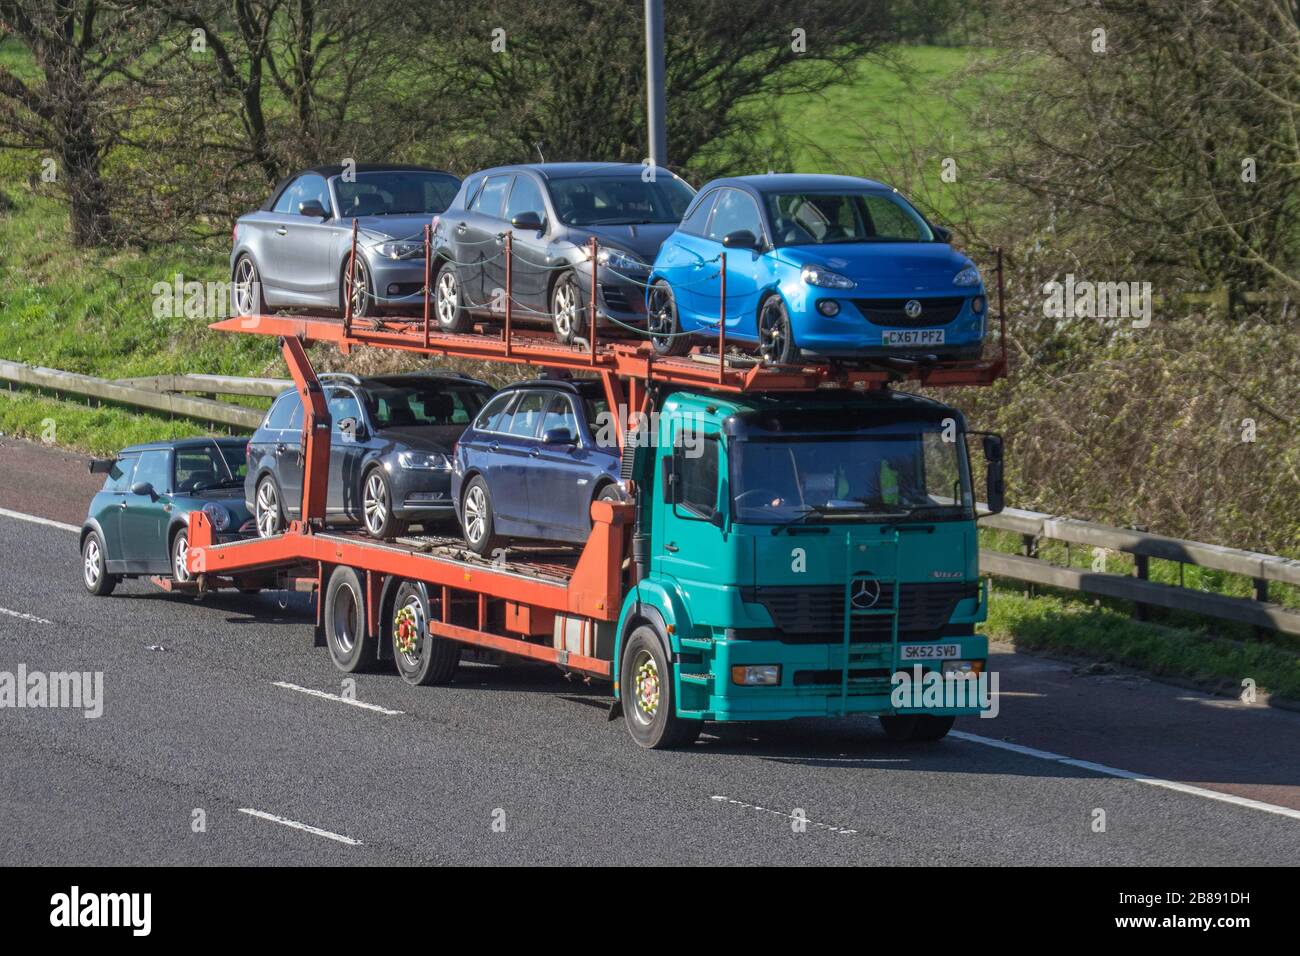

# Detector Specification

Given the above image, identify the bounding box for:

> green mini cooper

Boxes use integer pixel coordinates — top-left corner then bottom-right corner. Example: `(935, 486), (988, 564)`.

(79, 437), (254, 595)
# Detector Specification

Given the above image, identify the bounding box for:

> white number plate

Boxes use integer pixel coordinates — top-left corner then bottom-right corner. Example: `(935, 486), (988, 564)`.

(884, 329), (945, 346)
(899, 643), (962, 661)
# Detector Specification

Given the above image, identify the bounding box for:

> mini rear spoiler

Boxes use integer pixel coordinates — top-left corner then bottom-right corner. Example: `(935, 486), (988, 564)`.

(88, 458), (116, 475)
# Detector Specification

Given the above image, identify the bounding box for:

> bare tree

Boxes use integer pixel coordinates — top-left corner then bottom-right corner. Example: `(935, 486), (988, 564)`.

(0, 0), (168, 244)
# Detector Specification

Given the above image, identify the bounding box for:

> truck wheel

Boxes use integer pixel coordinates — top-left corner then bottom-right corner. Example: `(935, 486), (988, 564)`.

(620, 626), (701, 749)
(324, 566), (378, 672)
(460, 476), (499, 556)
(879, 714), (955, 742)
(391, 581), (460, 685)
(81, 531), (118, 597)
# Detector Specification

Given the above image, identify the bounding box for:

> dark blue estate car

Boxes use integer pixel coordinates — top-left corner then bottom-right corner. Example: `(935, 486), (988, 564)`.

(80, 437), (253, 595)
(246, 372), (493, 539)
(451, 378), (623, 554)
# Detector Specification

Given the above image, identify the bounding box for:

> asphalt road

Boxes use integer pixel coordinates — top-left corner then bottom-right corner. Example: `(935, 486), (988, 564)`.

(1, 437), (1297, 865)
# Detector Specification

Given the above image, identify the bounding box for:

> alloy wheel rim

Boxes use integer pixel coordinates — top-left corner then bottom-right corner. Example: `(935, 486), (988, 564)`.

(256, 481), (279, 537)
(349, 261), (368, 316)
(760, 303), (785, 362)
(333, 584), (359, 654)
(437, 271), (458, 326)
(174, 534), (190, 582)
(84, 539), (101, 587)
(234, 259), (256, 314)
(632, 650), (660, 724)
(647, 288), (672, 342)
(554, 283), (576, 337)
(464, 486), (486, 543)
(364, 473), (387, 534)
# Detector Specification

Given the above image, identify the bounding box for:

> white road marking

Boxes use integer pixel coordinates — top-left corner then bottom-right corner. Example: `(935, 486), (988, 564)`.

(238, 808), (362, 846)
(952, 731), (1300, 822)
(710, 795), (858, 835)
(272, 680), (404, 716)
(0, 606), (52, 625)
(0, 507), (78, 533)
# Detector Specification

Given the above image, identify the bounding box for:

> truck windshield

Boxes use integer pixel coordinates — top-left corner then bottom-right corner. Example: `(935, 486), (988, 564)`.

(730, 432), (972, 525)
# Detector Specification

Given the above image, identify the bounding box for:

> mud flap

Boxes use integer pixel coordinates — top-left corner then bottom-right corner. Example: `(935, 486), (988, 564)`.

(607, 699), (623, 722)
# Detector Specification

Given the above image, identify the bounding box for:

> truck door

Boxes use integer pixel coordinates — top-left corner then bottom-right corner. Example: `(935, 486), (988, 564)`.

(655, 421), (725, 582)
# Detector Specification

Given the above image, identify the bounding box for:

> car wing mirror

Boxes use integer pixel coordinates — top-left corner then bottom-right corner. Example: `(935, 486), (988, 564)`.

(89, 458), (116, 475)
(510, 211), (543, 232)
(130, 481), (156, 499)
(932, 225), (952, 243)
(541, 426), (575, 446)
(722, 229), (759, 250)
(299, 200), (329, 219)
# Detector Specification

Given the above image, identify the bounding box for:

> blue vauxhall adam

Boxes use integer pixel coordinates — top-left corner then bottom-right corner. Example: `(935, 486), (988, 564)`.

(646, 174), (987, 364)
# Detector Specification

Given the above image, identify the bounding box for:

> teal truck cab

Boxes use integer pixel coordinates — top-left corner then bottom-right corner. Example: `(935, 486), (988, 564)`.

(613, 388), (1004, 748)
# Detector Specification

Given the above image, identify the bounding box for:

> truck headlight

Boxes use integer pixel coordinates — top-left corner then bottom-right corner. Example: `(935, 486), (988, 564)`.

(373, 240), (425, 260)
(731, 664), (781, 686)
(801, 265), (856, 290)
(953, 265), (981, 287)
(201, 502), (231, 531)
(397, 451), (451, 470)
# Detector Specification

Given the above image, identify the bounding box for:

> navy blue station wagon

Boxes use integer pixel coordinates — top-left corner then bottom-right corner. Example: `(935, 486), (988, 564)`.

(451, 379), (623, 554)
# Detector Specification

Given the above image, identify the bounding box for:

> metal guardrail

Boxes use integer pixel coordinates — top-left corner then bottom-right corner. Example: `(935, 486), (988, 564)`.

(0, 360), (279, 429)
(979, 506), (1300, 636)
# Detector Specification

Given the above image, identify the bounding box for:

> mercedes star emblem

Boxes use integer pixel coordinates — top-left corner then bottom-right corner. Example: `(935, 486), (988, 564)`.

(851, 578), (882, 609)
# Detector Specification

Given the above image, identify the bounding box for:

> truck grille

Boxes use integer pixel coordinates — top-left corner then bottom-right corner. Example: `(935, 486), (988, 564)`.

(852, 296), (965, 327)
(741, 582), (975, 643)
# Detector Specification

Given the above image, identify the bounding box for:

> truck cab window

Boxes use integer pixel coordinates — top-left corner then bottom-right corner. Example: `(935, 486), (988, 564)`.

(678, 436), (719, 517)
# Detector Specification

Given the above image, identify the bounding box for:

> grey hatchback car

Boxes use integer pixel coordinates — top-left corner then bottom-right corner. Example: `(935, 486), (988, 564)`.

(430, 163), (695, 344)
(245, 372), (493, 539)
(231, 164), (461, 319)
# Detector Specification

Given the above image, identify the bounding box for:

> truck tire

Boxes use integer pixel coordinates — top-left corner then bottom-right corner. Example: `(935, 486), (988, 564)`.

(81, 531), (118, 597)
(620, 625), (701, 750)
(324, 566), (378, 672)
(879, 714), (954, 742)
(391, 581), (460, 685)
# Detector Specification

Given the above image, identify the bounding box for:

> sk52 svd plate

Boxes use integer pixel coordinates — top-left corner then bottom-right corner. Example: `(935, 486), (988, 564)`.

(898, 642), (962, 661)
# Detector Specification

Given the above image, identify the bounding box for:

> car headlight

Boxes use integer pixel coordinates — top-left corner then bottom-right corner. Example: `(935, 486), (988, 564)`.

(373, 240), (425, 260)
(801, 265), (856, 290)
(953, 265), (981, 287)
(597, 247), (649, 271)
(201, 502), (231, 531)
(397, 451), (451, 470)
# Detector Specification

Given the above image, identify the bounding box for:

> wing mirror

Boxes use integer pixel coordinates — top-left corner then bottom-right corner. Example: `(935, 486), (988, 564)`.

(299, 200), (329, 219)
(89, 458), (116, 475)
(722, 229), (760, 251)
(982, 433), (1004, 514)
(130, 481), (157, 499)
(541, 426), (575, 446)
(932, 225), (952, 243)
(510, 211), (544, 232)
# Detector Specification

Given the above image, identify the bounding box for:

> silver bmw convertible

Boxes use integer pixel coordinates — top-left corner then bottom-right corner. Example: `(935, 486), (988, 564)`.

(231, 163), (461, 318)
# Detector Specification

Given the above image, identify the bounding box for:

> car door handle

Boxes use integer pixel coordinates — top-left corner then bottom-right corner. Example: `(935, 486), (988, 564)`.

(529, 447), (541, 457)
(489, 441), (499, 451)
(275, 227), (287, 236)
(456, 222), (468, 235)
(118, 501), (127, 510)
(664, 542), (679, 553)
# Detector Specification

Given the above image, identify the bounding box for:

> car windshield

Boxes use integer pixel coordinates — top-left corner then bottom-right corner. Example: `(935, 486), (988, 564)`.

(364, 383), (487, 429)
(730, 431), (971, 525)
(548, 175), (694, 226)
(763, 190), (934, 245)
(334, 171), (460, 217)
(174, 443), (248, 493)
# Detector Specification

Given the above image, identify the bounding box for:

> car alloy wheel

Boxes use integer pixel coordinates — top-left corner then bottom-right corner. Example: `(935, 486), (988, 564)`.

(364, 470), (389, 536)
(758, 295), (796, 365)
(345, 257), (373, 318)
(233, 256), (260, 316)
(83, 536), (102, 589)
(551, 273), (580, 344)
(463, 483), (488, 545)
(647, 280), (689, 356)
(255, 478), (282, 537)
(172, 530), (191, 584)
(436, 269), (459, 327)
